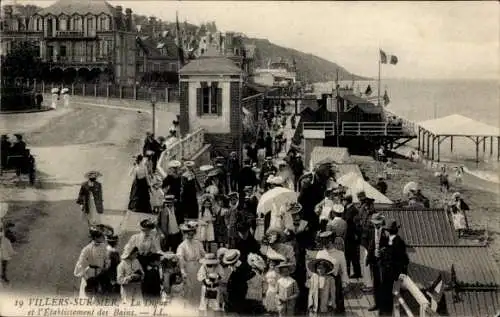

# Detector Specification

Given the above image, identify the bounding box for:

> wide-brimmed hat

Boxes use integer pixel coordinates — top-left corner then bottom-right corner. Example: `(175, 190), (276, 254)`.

(288, 202), (302, 214)
(168, 160), (181, 168)
(248, 253), (266, 271)
(266, 248), (286, 262)
(370, 212), (385, 224)
(217, 247), (229, 259)
(179, 221), (198, 232)
(307, 257), (334, 275)
(106, 234), (119, 243)
(200, 164), (214, 172)
(200, 253), (219, 265)
(89, 226), (104, 239)
(452, 192), (461, 200)
(222, 249), (241, 265)
(84, 170), (102, 179)
(384, 219), (400, 232)
(332, 204), (344, 214)
(140, 219), (156, 230)
(184, 161), (195, 168)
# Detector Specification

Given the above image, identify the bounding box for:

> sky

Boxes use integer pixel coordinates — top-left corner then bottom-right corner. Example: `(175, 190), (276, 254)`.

(12, 0), (500, 80)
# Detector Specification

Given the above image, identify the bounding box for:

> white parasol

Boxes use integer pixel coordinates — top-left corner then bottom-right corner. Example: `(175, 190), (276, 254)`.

(403, 181), (419, 196)
(257, 187), (297, 215)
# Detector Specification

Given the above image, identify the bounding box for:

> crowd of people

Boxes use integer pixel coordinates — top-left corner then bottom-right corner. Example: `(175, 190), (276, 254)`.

(72, 107), (474, 316)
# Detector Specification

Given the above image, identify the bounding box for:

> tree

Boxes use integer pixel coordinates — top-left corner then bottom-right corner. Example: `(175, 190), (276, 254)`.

(1, 41), (43, 84)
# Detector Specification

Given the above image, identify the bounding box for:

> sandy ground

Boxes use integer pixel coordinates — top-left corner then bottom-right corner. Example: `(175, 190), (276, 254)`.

(0, 101), (177, 296)
(352, 155), (500, 263)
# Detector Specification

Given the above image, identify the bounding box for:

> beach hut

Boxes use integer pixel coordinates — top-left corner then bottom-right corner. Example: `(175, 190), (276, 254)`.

(337, 172), (393, 206)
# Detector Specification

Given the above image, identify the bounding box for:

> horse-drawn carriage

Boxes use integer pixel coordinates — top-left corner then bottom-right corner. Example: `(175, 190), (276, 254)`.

(0, 135), (36, 185)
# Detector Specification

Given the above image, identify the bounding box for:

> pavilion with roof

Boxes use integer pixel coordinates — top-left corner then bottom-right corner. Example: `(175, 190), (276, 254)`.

(417, 114), (500, 165)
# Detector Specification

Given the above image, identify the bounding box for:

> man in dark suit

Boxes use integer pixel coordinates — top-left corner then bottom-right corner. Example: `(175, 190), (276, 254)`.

(365, 212), (386, 312)
(343, 194), (362, 279)
(378, 220), (409, 316)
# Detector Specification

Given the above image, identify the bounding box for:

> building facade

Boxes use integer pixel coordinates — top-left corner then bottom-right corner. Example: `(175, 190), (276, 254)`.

(1, 0), (137, 84)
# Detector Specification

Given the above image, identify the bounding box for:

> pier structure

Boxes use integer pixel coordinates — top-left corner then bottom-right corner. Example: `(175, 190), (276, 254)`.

(417, 114), (500, 166)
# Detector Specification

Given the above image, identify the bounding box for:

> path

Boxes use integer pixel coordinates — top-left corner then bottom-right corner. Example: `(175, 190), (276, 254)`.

(0, 101), (177, 296)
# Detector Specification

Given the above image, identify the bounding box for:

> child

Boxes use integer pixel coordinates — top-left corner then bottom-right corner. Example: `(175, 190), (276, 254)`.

(197, 253), (224, 313)
(264, 249), (286, 314)
(276, 262), (298, 316)
(1, 221), (15, 283)
(213, 195), (228, 248)
(217, 247), (231, 311)
(141, 253), (163, 300)
(306, 257), (336, 316)
(150, 179), (165, 214)
(198, 194), (216, 251)
(454, 166), (464, 184)
(245, 253), (267, 314)
(161, 252), (180, 300)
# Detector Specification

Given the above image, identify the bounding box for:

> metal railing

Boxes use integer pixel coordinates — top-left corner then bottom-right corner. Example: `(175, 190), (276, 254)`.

(384, 109), (417, 135)
(54, 31), (85, 38)
(157, 128), (206, 177)
(342, 121), (409, 136)
(302, 122), (335, 136)
(393, 274), (439, 317)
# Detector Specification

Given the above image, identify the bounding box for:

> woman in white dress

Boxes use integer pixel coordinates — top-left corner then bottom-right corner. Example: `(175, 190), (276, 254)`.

(176, 221), (206, 305)
(117, 245), (144, 304)
(197, 194), (215, 251)
(50, 87), (59, 109)
(74, 227), (109, 298)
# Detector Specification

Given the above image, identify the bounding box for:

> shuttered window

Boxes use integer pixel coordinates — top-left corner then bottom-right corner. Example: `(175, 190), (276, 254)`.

(198, 81), (222, 116)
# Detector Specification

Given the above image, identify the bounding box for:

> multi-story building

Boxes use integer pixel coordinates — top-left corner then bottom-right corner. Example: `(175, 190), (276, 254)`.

(1, 0), (137, 84)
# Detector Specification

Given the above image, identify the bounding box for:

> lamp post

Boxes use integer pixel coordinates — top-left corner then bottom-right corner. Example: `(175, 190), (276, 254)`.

(151, 91), (157, 136)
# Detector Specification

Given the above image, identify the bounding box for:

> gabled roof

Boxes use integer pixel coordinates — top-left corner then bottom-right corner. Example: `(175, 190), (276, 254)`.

(407, 245), (500, 288)
(443, 290), (500, 317)
(179, 57), (242, 75)
(419, 114), (500, 137)
(36, 0), (115, 16)
(378, 209), (458, 246)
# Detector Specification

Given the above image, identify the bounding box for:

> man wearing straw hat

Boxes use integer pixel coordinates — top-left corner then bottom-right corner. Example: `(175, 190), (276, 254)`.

(365, 212), (386, 312)
(224, 249), (252, 314)
(77, 171), (104, 225)
(162, 160), (183, 222)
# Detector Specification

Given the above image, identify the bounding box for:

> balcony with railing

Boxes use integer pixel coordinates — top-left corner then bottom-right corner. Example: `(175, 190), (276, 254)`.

(45, 31), (97, 39)
(342, 121), (416, 136)
(48, 55), (111, 64)
(302, 122), (335, 136)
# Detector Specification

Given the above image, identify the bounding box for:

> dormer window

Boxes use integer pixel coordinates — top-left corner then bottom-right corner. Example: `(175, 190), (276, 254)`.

(73, 16), (83, 31)
(59, 16), (67, 31)
(99, 15), (109, 31)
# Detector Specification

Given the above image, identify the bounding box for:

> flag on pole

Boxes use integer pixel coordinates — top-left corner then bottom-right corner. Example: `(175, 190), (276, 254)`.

(390, 55), (398, 65)
(380, 49), (388, 64)
(176, 11), (185, 66)
(365, 84), (373, 96)
(383, 90), (390, 106)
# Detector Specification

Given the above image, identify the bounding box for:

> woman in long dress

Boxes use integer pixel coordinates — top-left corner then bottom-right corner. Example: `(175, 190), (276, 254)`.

(125, 219), (162, 270)
(176, 221), (206, 305)
(128, 155), (153, 214)
(117, 245), (144, 304)
(77, 171), (104, 226)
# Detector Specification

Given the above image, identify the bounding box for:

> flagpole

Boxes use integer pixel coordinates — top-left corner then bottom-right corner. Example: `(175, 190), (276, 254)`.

(377, 49), (381, 106)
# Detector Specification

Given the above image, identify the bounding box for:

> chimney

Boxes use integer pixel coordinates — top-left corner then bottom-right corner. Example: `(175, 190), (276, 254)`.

(115, 6), (123, 30)
(125, 8), (132, 31)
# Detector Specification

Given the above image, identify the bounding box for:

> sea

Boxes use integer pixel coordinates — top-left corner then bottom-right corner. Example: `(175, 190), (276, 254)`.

(314, 78), (500, 183)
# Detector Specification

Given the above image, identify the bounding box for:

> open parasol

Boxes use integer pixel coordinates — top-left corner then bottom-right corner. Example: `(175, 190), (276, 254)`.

(403, 181), (419, 196)
(257, 187), (297, 215)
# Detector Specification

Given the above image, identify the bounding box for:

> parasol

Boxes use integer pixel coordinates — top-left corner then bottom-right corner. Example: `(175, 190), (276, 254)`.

(403, 181), (419, 196)
(257, 187), (298, 215)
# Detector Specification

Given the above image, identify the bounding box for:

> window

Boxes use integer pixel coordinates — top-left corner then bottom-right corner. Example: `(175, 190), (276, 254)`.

(60, 45), (67, 57)
(73, 16), (83, 31)
(59, 17), (67, 31)
(99, 16), (109, 31)
(198, 82), (222, 115)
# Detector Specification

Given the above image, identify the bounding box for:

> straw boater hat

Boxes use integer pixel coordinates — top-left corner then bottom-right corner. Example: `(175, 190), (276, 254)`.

(248, 253), (266, 272)
(145, 150), (155, 156)
(307, 256), (334, 275)
(179, 221), (198, 232)
(164, 195), (175, 204)
(332, 204), (344, 215)
(452, 192), (461, 200)
(84, 170), (102, 179)
(318, 230), (333, 239)
(200, 164), (214, 172)
(370, 212), (386, 225)
(168, 160), (181, 168)
(217, 247), (229, 260)
(222, 249), (241, 265)
(140, 219), (156, 230)
(183, 161), (194, 168)
(200, 253), (219, 265)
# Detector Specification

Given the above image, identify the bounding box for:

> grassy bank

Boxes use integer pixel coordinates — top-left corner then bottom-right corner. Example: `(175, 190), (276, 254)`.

(352, 155), (500, 263)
